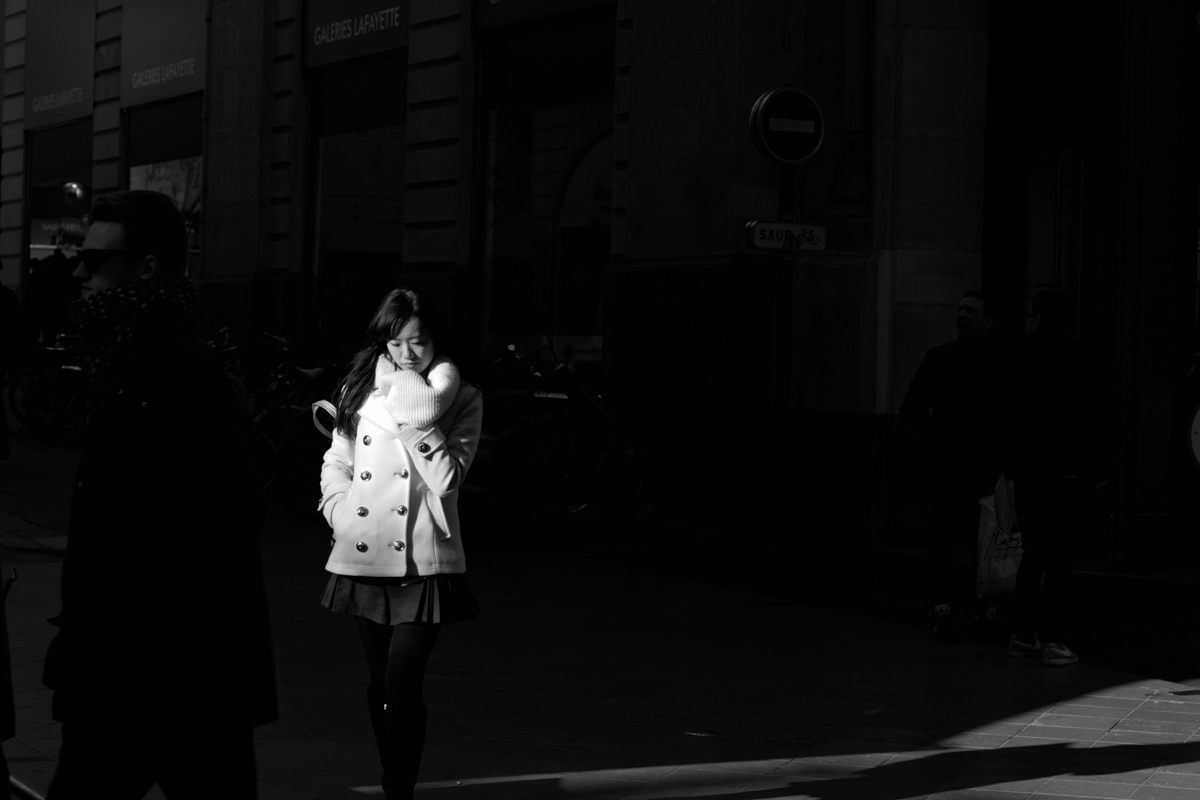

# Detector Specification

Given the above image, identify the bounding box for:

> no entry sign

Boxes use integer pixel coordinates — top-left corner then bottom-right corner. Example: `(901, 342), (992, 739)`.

(749, 87), (824, 165)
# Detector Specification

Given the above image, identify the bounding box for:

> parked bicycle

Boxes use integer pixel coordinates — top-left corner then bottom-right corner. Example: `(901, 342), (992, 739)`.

(6, 334), (87, 443)
(466, 336), (660, 525)
(255, 345), (337, 523)
(204, 328), (338, 521)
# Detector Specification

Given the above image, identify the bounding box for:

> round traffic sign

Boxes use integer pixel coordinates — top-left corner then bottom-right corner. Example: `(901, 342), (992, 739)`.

(749, 87), (824, 165)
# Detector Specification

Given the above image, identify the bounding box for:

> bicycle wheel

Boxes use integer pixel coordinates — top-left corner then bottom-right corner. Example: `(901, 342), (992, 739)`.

(4, 373), (36, 439)
(271, 424), (328, 521)
(37, 368), (87, 443)
(7, 367), (43, 430)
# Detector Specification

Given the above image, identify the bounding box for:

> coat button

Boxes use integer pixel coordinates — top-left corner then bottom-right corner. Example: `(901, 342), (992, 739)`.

(330, 537), (335, 548)
(392, 540), (404, 551)
(417, 442), (430, 454)
(395, 505), (407, 516)
(363, 435), (372, 445)
(395, 468), (409, 479)
(360, 470), (371, 481)
(356, 507), (369, 517)
(356, 542), (368, 552)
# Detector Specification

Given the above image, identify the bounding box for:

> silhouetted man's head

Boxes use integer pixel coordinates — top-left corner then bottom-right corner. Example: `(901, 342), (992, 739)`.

(72, 190), (187, 298)
(957, 291), (993, 342)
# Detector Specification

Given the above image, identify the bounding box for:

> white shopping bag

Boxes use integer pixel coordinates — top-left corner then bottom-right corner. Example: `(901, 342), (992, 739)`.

(975, 474), (1022, 598)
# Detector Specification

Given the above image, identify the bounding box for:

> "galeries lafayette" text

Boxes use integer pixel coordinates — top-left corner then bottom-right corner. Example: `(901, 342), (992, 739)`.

(313, 7), (403, 46)
(131, 58), (198, 89)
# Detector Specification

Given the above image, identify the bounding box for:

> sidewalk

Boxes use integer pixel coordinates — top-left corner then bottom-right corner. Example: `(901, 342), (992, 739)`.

(4, 435), (1200, 799)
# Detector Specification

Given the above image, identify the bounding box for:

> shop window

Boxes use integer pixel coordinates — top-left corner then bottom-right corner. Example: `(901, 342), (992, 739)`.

(26, 119), (91, 344)
(126, 94), (204, 271)
(309, 52), (406, 356)
(479, 5), (615, 359)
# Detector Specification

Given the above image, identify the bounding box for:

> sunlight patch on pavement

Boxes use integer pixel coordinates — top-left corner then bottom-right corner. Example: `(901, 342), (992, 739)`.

(352, 681), (1200, 796)
(347, 759), (873, 794)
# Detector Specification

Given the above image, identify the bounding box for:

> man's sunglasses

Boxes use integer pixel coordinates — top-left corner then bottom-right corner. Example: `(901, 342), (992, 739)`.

(76, 248), (141, 274)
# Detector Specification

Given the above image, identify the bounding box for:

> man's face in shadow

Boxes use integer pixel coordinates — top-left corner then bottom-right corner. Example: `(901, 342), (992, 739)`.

(956, 296), (992, 341)
(72, 221), (158, 299)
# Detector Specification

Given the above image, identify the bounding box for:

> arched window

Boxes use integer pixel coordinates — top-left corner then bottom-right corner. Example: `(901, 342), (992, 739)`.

(553, 131), (612, 340)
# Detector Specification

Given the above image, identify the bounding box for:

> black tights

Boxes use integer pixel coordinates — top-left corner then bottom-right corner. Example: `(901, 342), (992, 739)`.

(354, 617), (441, 707)
(355, 617), (439, 797)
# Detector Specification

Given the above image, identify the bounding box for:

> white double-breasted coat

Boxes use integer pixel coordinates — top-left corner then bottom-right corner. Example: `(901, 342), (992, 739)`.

(319, 384), (482, 577)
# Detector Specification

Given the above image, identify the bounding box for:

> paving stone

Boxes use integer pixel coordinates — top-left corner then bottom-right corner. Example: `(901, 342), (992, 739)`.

(1148, 773), (1200, 790)
(1038, 776), (1140, 798)
(1130, 784), (1200, 800)
(1036, 713), (1121, 731)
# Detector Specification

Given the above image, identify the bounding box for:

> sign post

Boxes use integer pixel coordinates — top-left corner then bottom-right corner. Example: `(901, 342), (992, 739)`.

(748, 86), (825, 409)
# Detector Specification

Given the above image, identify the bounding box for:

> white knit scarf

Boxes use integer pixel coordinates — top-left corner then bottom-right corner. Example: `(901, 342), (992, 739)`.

(374, 354), (460, 428)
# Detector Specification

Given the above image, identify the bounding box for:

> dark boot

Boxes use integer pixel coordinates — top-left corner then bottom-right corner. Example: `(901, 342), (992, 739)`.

(383, 701), (428, 800)
(367, 685), (388, 766)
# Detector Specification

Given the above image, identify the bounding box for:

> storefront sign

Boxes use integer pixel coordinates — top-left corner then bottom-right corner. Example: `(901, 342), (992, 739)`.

(474, 0), (612, 31)
(121, 0), (206, 107)
(744, 221), (826, 252)
(24, 0), (94, 129)
(304, 0), (409, 69)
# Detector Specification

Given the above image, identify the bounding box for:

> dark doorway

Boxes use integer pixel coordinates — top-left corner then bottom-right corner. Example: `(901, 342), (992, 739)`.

(308, 51), (407, 359)
(477, 4), (615, 368)
(981, 0), (1126, 568)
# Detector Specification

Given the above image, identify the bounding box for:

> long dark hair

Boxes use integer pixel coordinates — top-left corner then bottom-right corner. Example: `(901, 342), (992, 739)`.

(333, 287), (456, 437)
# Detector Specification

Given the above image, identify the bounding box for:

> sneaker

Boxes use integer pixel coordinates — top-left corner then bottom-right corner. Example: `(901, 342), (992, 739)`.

(1008, 635), (1044, 657)
(1043, 642), (1079, 666)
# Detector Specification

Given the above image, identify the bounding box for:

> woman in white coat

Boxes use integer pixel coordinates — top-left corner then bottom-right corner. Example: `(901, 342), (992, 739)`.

(319, 287), (482, 800)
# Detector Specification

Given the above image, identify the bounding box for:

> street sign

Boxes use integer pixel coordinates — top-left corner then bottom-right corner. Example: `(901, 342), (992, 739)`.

(745, 221), (826, 252)
(749, 87), (824, 165)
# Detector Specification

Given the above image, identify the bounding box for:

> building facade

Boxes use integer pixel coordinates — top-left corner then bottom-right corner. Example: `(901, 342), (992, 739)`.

(1, 0), (1196, 570)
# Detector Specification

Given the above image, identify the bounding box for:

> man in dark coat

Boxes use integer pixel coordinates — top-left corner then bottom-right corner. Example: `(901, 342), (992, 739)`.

(43, 190), (277, 798)
(1004, 289), (1105, 666)
(900, 291), (1009, 643)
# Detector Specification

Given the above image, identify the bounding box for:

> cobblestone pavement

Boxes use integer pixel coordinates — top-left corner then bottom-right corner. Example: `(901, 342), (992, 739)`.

(4, 434), (1200, 799)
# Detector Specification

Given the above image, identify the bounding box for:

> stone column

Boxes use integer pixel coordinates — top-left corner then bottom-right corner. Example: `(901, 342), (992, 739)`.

(201, 0), (267, 329)
(871, 0), (989, 414)
(91, 1), (120, 198)
(0, 0), (26, 292)
(403, 0), (476, 330)
(1109, 0), (1192, 570)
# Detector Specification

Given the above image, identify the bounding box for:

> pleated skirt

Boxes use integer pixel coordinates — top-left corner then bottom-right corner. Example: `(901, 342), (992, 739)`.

(319, 572), (481, 626)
